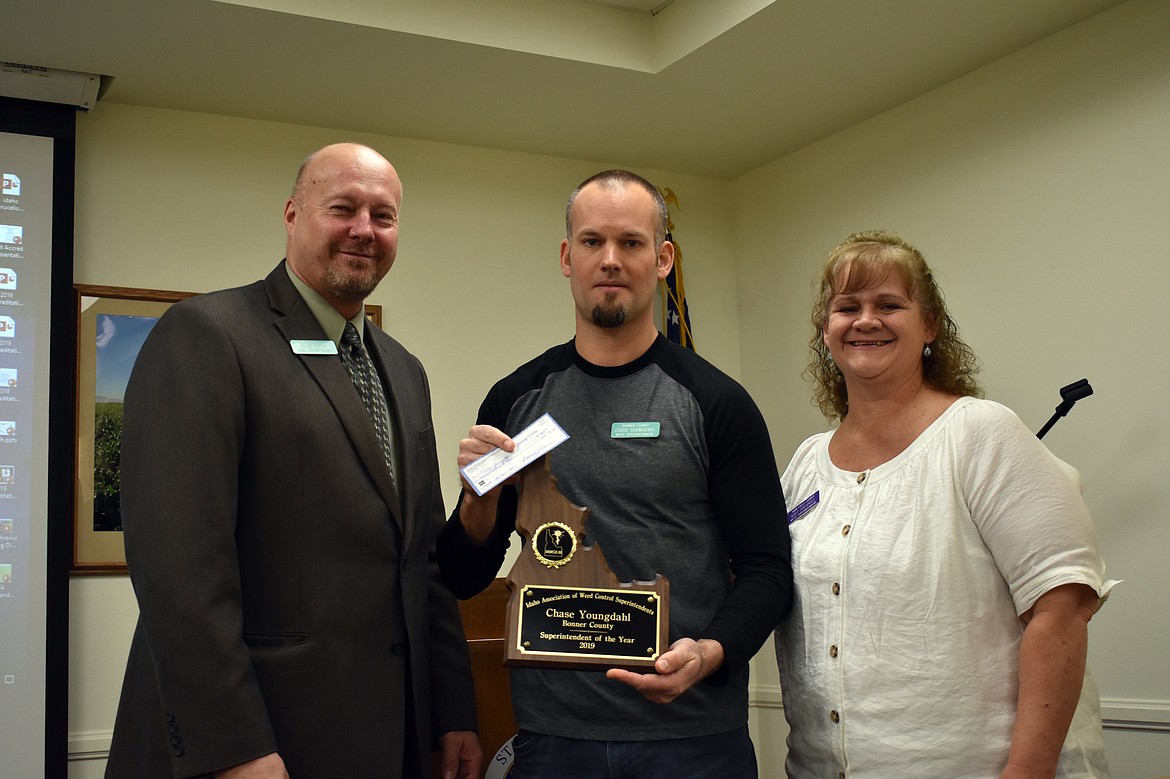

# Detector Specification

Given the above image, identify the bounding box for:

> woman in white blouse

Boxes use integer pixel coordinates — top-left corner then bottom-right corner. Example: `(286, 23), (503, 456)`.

(775, 230), (1113, 779)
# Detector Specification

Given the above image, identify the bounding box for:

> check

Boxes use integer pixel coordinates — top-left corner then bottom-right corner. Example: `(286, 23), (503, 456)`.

(460, 413), (570, 496)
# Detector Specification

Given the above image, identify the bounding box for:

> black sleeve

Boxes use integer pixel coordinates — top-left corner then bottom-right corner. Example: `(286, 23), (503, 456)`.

(698, 385), (794, 676)
(436, 380), (525, 599)
(436, 485), (518, 600)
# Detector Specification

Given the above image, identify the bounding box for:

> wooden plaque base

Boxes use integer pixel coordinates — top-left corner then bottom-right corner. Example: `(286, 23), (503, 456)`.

(504, 455), (669, 670)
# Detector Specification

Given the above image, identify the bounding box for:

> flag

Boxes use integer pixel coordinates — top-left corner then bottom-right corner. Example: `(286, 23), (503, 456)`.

(659, 187), (694, 350)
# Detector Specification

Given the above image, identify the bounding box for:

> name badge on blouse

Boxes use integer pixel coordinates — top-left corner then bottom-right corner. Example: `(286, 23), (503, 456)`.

(290, 339), (338, 355)
(787, 491), (820, 524)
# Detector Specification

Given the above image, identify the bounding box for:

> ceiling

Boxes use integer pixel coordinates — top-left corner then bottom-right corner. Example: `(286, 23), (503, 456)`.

(580, 0), (675, 11)
(1, 0), (1128, 180)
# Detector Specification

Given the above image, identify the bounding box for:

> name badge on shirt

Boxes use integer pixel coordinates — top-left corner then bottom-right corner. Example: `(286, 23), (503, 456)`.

(787, 491), (820, 524)
(290, 339), (338, 355)
(611, 421), (660, 439)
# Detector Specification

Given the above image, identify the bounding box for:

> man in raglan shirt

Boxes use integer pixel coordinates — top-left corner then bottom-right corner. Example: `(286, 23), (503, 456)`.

(437, 169), (793, 779)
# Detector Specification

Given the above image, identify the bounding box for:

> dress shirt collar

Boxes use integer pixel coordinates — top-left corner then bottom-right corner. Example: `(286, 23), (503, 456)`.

(284, 261), (367, 346)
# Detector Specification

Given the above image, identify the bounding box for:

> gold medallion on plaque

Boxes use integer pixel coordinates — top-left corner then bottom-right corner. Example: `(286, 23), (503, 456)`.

(531, 522), (576, 569)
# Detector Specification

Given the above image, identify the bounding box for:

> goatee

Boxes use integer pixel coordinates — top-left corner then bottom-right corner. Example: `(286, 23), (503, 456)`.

(326, 261), (378, 303)
(591, 303), (627, 329)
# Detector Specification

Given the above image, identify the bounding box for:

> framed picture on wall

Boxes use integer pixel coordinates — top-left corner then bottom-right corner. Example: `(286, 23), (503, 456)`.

(71, 282), (382, 574)
(72, 285), (196, 574)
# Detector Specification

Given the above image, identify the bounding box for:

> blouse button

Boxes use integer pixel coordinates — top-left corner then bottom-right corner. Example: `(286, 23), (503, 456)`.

(832, 582), (840, 595)
(830, 709), (840, 723)
(856, 472), (867, 484)
(829, 644), (838, 658)
(841, 524), (851, 537)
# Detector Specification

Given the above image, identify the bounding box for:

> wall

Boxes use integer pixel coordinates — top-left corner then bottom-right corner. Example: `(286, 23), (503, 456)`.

(734, 1), (1170, 776)
(65, 103), (739, 775)
(66, 1), (1170, 776)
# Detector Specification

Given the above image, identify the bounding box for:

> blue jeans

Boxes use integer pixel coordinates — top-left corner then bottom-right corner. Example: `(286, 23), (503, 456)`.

(510, 726), (758, 779)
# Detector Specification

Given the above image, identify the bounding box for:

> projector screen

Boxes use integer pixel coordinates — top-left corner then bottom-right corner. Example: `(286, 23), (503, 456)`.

(0, 96), (75, 779)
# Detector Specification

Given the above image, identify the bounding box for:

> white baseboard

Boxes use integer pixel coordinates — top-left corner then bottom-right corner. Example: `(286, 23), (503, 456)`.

(67, 730), (111, 762)
(750, 682), (784, 709)
(1099, 698), (1170, 730)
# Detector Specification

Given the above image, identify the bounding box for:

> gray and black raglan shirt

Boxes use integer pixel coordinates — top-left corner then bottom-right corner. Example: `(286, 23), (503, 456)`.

(438, 334), (792, 741)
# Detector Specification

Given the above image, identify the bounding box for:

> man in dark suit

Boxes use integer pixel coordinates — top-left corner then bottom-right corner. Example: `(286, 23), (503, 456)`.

(106, 143), (482, 779)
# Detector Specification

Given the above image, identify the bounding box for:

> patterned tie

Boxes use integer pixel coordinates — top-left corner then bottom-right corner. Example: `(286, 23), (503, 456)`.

(339, 322), (394, 476)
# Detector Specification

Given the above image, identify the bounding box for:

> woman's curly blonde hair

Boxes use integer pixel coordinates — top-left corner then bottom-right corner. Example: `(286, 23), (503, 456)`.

(807, 230), (982, 421)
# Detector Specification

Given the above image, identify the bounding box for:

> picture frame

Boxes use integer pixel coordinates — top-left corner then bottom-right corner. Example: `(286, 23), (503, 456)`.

(72, 285), (195, 574)
(71, 282), (382, 574)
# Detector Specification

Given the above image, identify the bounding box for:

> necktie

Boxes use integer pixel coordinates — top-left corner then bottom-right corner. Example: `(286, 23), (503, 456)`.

(339, 323), (394, 476)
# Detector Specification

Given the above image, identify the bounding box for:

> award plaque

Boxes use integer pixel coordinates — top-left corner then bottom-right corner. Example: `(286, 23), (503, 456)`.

(504, 455), (669, 670)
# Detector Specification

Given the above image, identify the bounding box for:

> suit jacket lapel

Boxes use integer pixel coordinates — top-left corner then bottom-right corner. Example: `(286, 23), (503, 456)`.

(263, 266), (403, 530)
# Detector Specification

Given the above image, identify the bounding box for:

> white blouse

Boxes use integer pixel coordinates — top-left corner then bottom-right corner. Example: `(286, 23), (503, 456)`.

(775, 397), (1114, 778)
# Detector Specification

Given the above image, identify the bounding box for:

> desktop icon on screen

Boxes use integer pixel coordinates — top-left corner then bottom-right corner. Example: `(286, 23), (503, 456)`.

(0, 226), (21, 246)
(0, 269), (15, 289)
(0, 317), (14, 338)
(0, 368), (15, 387)
(0, 519), (12, 535)
(1, 173), (18, 196)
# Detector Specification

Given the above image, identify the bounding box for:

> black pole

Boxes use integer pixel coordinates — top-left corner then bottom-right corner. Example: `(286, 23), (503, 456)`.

(1036, 378), (1094, 439)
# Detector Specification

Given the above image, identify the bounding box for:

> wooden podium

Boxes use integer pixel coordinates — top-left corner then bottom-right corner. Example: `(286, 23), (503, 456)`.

(431, 578), (516, 778)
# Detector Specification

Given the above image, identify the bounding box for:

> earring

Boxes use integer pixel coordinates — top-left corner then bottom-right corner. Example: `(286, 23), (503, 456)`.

(923, 344), (932, 358)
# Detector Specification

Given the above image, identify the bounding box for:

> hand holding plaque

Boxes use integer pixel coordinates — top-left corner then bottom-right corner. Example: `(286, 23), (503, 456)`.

(504, 454), (669, 670)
